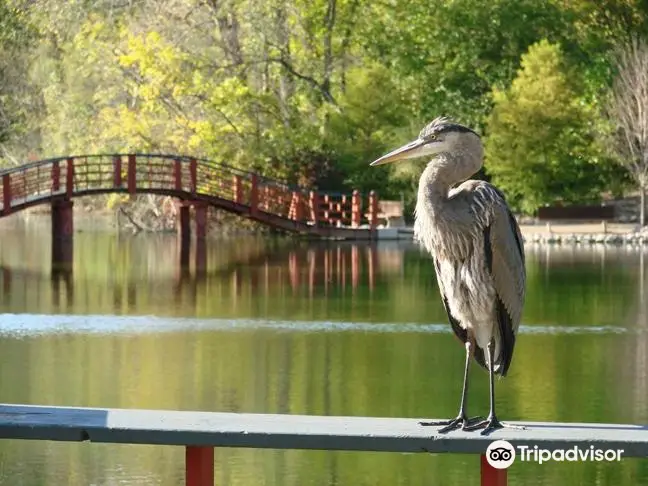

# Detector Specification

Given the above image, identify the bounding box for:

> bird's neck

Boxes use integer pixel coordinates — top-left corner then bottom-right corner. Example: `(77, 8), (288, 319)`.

(413, 156), (463, 254)
(414, 151), (482, 254)
(417, 155), (456, 210)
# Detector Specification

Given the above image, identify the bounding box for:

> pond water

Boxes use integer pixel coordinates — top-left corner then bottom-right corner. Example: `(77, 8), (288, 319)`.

(0, 217), (647, 485)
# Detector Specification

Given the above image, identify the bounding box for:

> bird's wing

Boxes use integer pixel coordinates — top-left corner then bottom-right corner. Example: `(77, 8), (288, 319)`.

(433, 257), (468, 344)
(473, 182), (526, 375)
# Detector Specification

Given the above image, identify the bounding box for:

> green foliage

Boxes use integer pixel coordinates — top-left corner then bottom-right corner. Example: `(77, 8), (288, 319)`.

(485, 40), (625, 214)
(0, 0), (645, 210)
(361, 0), (579, 127)
(0, 0), (37, 148)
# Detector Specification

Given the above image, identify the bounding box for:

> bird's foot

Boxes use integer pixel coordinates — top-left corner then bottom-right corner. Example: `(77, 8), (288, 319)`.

(462, 415), (526, 436)
(419, 415), (484, 434)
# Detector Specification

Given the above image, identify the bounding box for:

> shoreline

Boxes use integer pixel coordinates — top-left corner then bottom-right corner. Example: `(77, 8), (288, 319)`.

(4, 210), (648, 245)
(378, 221), (648, 245)
(518, 222), (647, 245)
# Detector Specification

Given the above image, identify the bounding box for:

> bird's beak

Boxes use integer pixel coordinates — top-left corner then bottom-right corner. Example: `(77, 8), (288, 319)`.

(370, 138), (430, 166)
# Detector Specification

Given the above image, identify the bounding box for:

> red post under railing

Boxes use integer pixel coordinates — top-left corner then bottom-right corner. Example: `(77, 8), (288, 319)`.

(186, 446), (214, 486)
(189, 158), (197, 194)
(340, 195), (348, 226)
(66, 158), (74, 198)
(113, 156), (122, 188)
(351, 190), (361, 227)
(233, 175), (243, 204)
(250, 174), (259, 215)
(322, 194), (330, 223)
(262, 185), (270, 211)
(481, 454), (507, 486)
(174, 159), (183, 191)
(310, 191), (320, 226)
(293, 191), (303, 221)
(52, 161), (60, 193)
(127, 155), (136, 195)
(2, 174), (11, 214)
(368, 190), (378, 229)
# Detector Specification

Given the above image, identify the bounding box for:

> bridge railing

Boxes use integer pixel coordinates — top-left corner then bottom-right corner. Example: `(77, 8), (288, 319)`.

(0, 154), (381, 229)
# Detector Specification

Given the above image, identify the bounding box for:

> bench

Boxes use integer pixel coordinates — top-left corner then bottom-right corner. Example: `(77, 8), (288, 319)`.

(373, 200), (405, 227)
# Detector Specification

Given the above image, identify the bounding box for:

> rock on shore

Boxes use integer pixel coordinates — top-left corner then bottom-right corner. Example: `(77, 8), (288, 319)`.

(523, 229), (648, 245)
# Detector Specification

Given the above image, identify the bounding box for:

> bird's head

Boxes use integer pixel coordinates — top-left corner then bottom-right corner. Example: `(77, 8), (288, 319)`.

(370, 117), (482, 170)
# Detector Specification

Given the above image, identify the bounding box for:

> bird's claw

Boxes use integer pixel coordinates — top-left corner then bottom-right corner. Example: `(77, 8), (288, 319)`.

(419, 415), (484, 433)
(462, 415), (526, 436)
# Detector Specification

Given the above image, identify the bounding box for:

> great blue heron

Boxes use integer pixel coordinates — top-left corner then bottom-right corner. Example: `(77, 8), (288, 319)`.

(370, 117), (525, 435)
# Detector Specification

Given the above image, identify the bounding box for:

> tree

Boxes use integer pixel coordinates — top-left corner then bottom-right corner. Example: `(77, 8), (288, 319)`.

(360, 0), (581, 129)
(485, 40), (620, 214)
(0, 0), (37, 160)
(607, 37), (648, 226)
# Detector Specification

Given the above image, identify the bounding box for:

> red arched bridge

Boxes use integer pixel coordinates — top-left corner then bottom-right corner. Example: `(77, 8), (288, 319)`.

(0, 153), (382, 236)
(0, 154), (388, 273)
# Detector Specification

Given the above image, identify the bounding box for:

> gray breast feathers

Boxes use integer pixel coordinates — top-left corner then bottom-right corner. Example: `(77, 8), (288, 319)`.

(416, 180), (526, 376)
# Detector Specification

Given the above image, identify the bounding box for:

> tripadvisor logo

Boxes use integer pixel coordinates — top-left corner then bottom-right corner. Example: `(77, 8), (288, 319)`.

(518, 445), (624, 464)
(486, 440), (516, 469)
(486, 440), (624, 468)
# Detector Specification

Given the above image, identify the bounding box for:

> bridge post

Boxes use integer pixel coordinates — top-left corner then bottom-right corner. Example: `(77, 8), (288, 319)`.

(2, 174), (11, 215)
(193, 201), (208, 278)
(174, 159), (183, 191)
(309, 191), (320, 226)
(52, 161), (60, 192)
(189, 158), (197, 195)
(368, 191), (379, 230)
(51, 199), (74, 274)
(66, 158), (75, 198)
(233, 175), (243, 204)
(351, 190), (361, 227)
(113, 156), (122, 189)
(128, 154), (136, 196)
(293, 191), (304, 222)
(250, 174), (259, 215)
(176, 201), (191, 270)
(262, 186), (269, 212)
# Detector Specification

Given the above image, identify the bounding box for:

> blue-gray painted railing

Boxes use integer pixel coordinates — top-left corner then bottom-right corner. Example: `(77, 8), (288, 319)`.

(0, 403), (645, 486)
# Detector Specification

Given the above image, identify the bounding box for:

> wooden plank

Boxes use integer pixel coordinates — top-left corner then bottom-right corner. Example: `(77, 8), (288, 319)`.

(0, 404), (646, 456)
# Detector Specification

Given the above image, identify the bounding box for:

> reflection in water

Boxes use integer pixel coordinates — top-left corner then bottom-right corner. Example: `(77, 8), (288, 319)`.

(0, 237), (398, 319)
(0, 225), (648, 485)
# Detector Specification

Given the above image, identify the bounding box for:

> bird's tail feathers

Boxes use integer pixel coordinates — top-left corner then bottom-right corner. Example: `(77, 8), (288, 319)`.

(473, 345), (509, 377)
(473, 346), (488, 373)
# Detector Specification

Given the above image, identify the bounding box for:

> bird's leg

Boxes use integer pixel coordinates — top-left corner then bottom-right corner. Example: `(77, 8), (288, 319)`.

(463, 339), (526, 436)
(420, 340), (483, 432)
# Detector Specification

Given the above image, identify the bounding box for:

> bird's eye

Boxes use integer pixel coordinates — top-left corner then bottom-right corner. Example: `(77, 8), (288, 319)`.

(429, 135), (437, 141)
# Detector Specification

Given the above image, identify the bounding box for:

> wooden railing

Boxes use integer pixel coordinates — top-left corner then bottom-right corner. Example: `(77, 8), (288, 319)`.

(0, 154), (382, 234)
(0, 403), (642, 486)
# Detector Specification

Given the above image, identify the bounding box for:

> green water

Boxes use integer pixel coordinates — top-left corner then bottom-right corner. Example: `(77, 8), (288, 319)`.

(0, 220), (647, 485)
